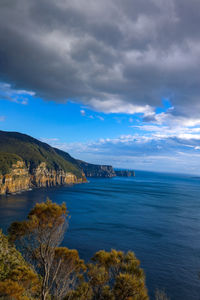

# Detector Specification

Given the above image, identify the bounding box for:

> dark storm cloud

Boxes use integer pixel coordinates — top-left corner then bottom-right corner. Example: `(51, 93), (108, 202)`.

(1, 0), (200, 116)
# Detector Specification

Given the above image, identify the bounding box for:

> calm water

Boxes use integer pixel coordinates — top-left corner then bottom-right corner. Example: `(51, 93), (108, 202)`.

(1, 171), (200, 299)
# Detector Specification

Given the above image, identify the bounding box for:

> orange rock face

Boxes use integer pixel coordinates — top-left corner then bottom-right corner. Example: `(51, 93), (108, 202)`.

(0, 161), (87, 194)
(0, 161), (31, 194)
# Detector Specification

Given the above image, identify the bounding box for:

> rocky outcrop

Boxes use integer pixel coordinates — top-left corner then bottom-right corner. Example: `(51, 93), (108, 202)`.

(31, 162), (86, 187)
(0, 131), (136, 194)
(77, 161), (116, 178)
(0, 130), (121, 184)
(77, 161), (136, 178)
(0, 161), (31, 194)
(0, 161), (87, 195)
(115, 170), (135, 177)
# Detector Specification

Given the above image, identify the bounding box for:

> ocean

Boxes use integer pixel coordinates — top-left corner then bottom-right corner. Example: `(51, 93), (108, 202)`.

(0, 170), (200, 299)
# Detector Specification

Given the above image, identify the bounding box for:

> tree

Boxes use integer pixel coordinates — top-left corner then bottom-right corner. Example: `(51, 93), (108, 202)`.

(66, 282), (93, 300)
(8, 199), (69, 300)
(7, 200), (149, 300)
(49, 247), (85, 299)
(0, 230), (40, 300)
(69, 249), (149, 300)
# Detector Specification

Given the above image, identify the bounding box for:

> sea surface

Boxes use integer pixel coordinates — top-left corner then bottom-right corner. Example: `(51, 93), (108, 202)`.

(0, 170), (200, 299)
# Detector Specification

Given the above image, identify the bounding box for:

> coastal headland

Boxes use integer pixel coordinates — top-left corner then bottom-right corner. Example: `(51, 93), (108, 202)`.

(0, 130), (134, 194)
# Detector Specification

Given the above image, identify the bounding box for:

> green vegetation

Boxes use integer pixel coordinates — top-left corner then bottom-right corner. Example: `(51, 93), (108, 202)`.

(0, 230), (40, 299)
(69, 250), (149, 300)
(8, 200), (73, 300)
(0, 199), (150, 300)
(0, 152), (22, 175)
(0, 131), (82, 178)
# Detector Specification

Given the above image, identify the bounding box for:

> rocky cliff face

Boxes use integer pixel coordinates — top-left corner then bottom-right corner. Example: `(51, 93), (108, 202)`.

(0, 161), (87, 195)
(31, 162), (86, 187)
(76, 161), (136, 178)
(0, 161), (31, 194)
(115, 170), (135, 177)
(77, 161), (116, 178)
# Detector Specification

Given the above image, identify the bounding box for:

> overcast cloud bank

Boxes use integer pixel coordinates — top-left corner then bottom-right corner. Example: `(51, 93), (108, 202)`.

(1, 0), (200, 119)
(1, 0), (200, 173)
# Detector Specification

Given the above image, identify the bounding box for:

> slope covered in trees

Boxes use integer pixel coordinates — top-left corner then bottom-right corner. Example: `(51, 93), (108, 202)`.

(0, 130), (82, 178)
(0, 230), (40, 299)
(0, 130), (117, 182)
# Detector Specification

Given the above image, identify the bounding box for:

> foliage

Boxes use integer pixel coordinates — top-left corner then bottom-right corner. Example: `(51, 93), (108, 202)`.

(0, 152), (22, 175)
(50, 247), (85, 299)
(6, 199), (149, 300)
(0, 130), (83, 178)
(0, 230), (40, 300)
(68, 249), (149, 300)
(8, 199), (69, 300)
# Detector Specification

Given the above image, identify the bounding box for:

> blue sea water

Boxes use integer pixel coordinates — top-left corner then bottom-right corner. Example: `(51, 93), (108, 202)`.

(1, 170), (200, 299)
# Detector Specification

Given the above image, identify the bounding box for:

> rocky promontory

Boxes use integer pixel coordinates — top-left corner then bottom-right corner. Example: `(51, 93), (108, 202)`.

(0, 130), (88, 194)
(0, 131), (118, 194)
(115, 170), (135, 177)
(0, 131), (136, 194)
(0, 160), (87, 195)
(77, 161), (116, 178)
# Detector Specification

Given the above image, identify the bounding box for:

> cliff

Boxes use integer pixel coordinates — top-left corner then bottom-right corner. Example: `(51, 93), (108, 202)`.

(0, 160), (31, 194)
(0, 160), (86, 195)
(0, 131), (83, 178)
(115, 170), (135, 177)
(0, 131), (118, 194)
(76, 160), (116, 178)
(53, 148), (116, 178)
(0, 131), (88, 194)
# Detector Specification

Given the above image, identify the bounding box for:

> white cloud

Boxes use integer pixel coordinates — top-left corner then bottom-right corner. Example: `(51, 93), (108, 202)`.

(0, 82), (35, 104)
(153, 111), (200, 127)
(39, 129), (200, 175)
(80, 108), (105, 121)
(80, 109), (86, 116)
(88, 97), (154, 115)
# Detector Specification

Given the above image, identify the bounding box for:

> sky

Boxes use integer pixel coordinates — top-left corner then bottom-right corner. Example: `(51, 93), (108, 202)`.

(1, 0), (200, 175)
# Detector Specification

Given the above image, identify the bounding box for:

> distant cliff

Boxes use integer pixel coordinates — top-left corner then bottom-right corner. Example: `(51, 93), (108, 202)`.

(115, 170), (135, 177)
(0, 131), (118, 194)
(77, 161), (116, 178)
(53, 148), (116, 178)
